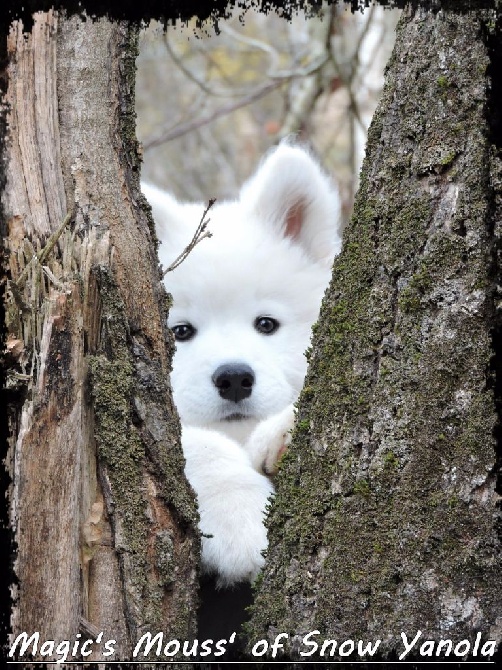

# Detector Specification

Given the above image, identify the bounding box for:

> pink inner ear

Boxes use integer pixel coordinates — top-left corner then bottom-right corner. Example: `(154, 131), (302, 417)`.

(284, 201), (304, 239)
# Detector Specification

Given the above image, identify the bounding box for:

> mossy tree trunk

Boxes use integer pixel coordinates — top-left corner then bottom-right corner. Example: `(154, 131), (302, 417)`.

(249, 4), (502, 660)
(3, 11), (199, 661)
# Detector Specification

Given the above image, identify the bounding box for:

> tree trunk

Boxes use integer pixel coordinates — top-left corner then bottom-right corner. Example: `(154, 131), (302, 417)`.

(249, 4), (502, 660)
(3, 11), (199, 661)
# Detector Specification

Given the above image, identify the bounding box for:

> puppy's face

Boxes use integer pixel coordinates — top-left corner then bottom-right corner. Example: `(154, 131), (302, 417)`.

(166, 204), (328, 436)
(144, 143), (341, 440)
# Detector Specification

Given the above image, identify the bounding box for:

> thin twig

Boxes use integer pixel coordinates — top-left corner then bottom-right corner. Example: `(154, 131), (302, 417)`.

(164, 31), (267, 100)
(268, 53), (330, 80)
(219, 23), (281, 76)
(353, 3), (377, 72)
(163, 32), (217, 97)
(162, 199), (216, 276)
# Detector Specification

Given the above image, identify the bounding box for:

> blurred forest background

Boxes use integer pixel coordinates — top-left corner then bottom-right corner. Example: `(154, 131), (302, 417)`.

(136, 2), (400, 226)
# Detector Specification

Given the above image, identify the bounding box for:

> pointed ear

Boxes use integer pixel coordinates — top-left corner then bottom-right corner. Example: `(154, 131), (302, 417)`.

(239, 142), (342, 265)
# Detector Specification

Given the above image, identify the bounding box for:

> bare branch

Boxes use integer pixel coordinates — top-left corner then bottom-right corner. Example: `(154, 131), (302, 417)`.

(144, 81), (285, 150)
(163, 32), (219, 97)
(219, 23), (281, 75)
(276, 9), (332, 139)
(164, 28), (273, 99)
(162, 199), (216, 275)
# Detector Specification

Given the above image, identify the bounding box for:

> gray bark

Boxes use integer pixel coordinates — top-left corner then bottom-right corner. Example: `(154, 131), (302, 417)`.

(249, 5), (502, 660)
(4, 11), (199, 661)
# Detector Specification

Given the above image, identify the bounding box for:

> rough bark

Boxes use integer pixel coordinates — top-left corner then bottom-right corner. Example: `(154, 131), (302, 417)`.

(249, 5), (501, 660)
(3, 11), (199, 661)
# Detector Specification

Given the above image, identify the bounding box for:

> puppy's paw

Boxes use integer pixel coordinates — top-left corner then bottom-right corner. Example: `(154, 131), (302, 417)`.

(181, 426), (274, 586)
(202, 503), (269, 588)
(198, 472), (273, 587)
(245, 405), (295, 475)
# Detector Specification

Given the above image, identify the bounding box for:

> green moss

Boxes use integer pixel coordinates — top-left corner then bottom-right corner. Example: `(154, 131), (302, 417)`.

(398, 233), (468, 314)
(350, 569), (365, 583)
(400, 266), (433, 310)
(373, 541), (383, 554)
(296, 418), (310, 432)
(398, 286), (422, 313)
(353, 479), (370, 497)
(383, 451), (399, 468)
(301, 385), (315, 400)
(440, 150), (457, 166)
(88, 270), (150, 598)
(88, 266), (198, 636)
(379, 363), (391, 378)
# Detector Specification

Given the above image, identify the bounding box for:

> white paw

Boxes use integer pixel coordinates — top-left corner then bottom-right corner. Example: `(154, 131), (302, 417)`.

(181, 426), (274, 586)
(245, 405), (295, 475)
(200, 501), (269, 588)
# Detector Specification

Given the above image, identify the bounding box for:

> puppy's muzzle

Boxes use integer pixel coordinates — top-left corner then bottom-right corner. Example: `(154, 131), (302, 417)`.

(212, 364), (254, 403)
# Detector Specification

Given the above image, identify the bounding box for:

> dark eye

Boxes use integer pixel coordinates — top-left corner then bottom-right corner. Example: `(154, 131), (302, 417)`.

(172, 324), (196, 342)
(254, 316), (280, 335)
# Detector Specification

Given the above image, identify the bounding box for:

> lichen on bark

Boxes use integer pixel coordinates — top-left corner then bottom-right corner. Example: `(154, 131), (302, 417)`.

(88, 265), (199, 641)
(249, 5), (501, 659)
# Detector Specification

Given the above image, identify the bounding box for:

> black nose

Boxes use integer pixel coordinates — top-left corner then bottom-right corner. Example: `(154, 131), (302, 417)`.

(212, 364), (255, 402)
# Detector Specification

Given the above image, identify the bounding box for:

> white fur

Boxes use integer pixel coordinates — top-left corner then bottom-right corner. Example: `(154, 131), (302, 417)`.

(142, 142), (341, 586)
(244, 404), (296, 475)
(183, 426), (273, 585)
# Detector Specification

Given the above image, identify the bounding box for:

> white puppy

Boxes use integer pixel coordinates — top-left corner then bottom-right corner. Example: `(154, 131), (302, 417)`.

(143, 142), (341, 586)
